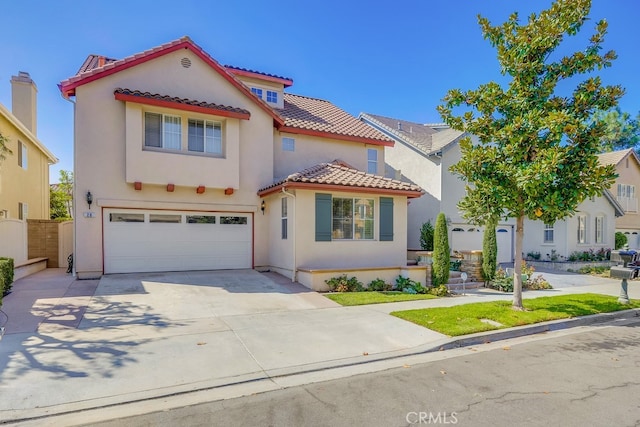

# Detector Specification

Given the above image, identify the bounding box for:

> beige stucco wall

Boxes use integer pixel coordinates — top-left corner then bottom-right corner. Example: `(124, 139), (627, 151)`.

(0, 112), (50, 220)
(293, 189), (408, 269)
(612, 154), (640, 231)
(73, 49), (275, 278)
(274, 131), (384, 179)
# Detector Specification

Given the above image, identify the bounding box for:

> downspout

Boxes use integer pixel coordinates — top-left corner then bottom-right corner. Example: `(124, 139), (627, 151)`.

(281, 187), (297, 282)
(60, 92), (77, 277)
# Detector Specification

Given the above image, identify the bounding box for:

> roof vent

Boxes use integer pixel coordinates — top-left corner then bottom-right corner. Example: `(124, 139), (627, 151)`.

(181, 57), (192, 68)
(397, 122), (402, 131)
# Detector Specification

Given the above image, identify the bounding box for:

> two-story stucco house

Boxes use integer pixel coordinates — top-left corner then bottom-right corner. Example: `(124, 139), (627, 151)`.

(58, 37), (424, 288)
(0, 72), (58, 263)
(598, 149), (640, 248)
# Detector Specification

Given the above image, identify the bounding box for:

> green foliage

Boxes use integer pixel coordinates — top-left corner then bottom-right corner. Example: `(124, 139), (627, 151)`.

(0, 257), (15, 301)
(50, 170), (74, 220)
(482, 218), (498, 282)
(578, 265), (609, 275)
(593, 107), (640, 153)
(395, 276), (425, 294)
(419, 221), (434, 251)
(490, 268), (514, 292)
(526, 251), (541, 260)
(567, 248), (611, 261)
(489, 263), (551, 293)
(367, 278), (393, 292)
(325, 292), (437, 306)
(0, 132), (11, 167)
(437, 0), (622, 308)
(615, 232), (628, 250)
(432, 213), (450, 286)
(428, 284), (450, 297)
(449, 259), (463, 271)
(325, 275), (364, 293)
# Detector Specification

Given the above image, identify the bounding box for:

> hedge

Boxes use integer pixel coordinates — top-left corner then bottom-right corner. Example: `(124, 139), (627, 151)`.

(0, 257), (14, 299)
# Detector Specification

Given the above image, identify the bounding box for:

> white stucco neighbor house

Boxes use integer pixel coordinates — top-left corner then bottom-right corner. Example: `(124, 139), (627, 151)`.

(58, 37), (425, 289)
(360, 112), (625, 263)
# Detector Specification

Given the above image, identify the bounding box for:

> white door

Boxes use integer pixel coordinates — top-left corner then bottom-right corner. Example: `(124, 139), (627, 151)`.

(103, 209), (252, 274)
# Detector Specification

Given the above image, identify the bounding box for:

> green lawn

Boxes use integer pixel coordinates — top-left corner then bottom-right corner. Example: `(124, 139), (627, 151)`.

(391, 293), (640, 336)
(325, 291), (437, 306)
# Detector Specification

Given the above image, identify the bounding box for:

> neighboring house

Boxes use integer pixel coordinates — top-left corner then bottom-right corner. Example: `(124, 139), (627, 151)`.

(0, 72), (58, 263)
(58, 37), (424, 286)
(359, 113), (515, 263)
(597, 149), (640, 248)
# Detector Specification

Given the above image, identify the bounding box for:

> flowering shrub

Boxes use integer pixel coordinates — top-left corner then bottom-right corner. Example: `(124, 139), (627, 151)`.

(567, 248), (611, 262)
(325, 275), (364, 292)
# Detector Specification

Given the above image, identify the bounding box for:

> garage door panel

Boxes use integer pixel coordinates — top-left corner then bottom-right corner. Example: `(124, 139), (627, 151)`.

(104, 209), (252, 274)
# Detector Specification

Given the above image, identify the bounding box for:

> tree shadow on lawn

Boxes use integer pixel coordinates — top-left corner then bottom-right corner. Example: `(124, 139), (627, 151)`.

(527, 297), (634, 318)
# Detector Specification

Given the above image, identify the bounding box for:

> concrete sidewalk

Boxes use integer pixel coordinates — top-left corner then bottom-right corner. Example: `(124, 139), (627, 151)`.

(0, 268), (638, 424)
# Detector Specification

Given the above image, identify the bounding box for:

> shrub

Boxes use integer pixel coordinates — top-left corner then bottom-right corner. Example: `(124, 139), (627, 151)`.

(395, 276), (425, 294)
(546, 249), (560, 261)
(526, 251), (541, 260)
(450, 259), (463, 271)
(368, 278), (393, 292)
(432, 213), (450, 286)
(325, 275), (363, 292)
(0, 257), (14, 299)
(489, 268), (514, 292)
(428, 284), (450, 297)
(615, 232), (628, 250)
(483, 218), (498, 282)
(567, 248), (612, 262)
(419, 221), (434, 251)
(524, 275), (553, 290)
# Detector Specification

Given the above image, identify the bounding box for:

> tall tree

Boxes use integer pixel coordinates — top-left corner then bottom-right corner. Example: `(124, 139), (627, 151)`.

(482, 217), (498, 284)
(432, 213), (450, 287)
(437, 0), (622, 309)
(50, 170), (74, 220)
(593, 107), (640, 153)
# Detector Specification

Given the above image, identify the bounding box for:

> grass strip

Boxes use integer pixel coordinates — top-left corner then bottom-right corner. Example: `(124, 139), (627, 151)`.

(325, 291), (437, 306)
(391, 293), (640, 336)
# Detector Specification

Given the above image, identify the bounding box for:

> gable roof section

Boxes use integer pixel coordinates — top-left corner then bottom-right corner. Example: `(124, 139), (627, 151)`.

(113, 88), (251, 120)
(224, 65), (293, 87)
(359, 113), (464, 155)
(603, 188), (625, 217)
(258, 160), (424, 198)
(58, 36), (284, 127)
(597, 148), (640, 168)
(0, 102), (57, 164)
(280, 94), (394, 147)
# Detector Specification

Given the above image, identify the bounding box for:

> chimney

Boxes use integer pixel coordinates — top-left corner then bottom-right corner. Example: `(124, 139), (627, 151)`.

(97, 56), (106, 67)
(11, 71), (37, 135)
(397, 122), (402, 131)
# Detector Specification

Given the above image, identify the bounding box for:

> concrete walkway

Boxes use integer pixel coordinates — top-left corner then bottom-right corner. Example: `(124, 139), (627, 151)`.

(0, 267), (638, 423)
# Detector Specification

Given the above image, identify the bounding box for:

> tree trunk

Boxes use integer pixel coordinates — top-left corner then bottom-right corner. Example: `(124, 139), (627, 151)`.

(513, 214), (524, 310)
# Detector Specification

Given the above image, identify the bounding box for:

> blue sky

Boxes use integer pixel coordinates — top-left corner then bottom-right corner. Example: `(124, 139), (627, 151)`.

(1, 0), (638, 182)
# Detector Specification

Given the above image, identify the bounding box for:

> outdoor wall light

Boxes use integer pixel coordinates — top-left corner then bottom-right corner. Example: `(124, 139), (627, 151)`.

(261, 200), (266, 215)
(86, 191), (93, 209)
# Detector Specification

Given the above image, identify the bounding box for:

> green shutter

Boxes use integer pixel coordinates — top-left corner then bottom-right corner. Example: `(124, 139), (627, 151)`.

(379, 197), (394, 241)
(315, 193), (332, 241)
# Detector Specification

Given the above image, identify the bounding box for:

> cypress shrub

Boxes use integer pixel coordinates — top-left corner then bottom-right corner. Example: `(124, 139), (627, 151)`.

(615, 232), (627, 250)
(0, 257), (14, 299)
(432, 213), (450, 286)
(482, 219), (498, 283)
(419, 221), (434, 251)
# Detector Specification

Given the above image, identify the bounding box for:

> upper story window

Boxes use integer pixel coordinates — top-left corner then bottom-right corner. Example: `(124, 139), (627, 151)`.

(145, 112), (224, 156)
(367, 149), (378, 174)
(188, 119), (222, 155)
(282, 137), (295, 152)
(616, 183), (637, 212)
(266, 90), (278, 104)
(18, 141), (27, 169)
(618, 183), (636, 198)
(543, 223), (554, 243)
(145, 113), (181, 150)
(251, 87), (263, 99)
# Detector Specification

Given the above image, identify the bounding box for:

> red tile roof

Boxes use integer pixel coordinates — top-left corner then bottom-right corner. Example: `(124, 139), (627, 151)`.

(279, 94), (394, 146)
(224, 65), (293, 87)
(76, 54), (117, 75)
(114, 88), (251, 119)
(258, 160), (424, 198)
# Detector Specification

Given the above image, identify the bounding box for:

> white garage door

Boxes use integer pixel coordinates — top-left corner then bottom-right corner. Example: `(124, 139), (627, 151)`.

(450, 224), (513, 264)
(103, 209), (252, 274)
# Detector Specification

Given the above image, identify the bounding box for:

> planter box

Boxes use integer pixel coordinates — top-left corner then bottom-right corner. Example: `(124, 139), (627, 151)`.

(527, 260), (613, 272)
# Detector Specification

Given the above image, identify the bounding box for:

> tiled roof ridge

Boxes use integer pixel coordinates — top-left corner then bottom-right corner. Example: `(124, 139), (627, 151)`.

(283, 92), (331, 103)
(360, 113), (431, 153)
(223, 65), (293, 82)
(114, 88), (250, 114)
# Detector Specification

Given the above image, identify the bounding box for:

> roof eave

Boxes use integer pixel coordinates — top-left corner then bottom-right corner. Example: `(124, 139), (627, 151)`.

(279, 126), (394, 147)
(0, 103), (58, 164)
(258, 181), (423, 198)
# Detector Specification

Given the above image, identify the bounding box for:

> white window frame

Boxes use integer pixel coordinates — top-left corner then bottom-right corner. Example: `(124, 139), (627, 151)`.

(266, 90), (278, 103)
(18, 141), (27, 169)
(595, 216), (604, 244)
(188, 119), (222, 155)
(282, 137), (295, 152)
(577, 215), (587, 244)
(543, 223), (554, 243)
(367, 149), (378, 174)
(332, 197), (374, 240)
(281, 197), (288, 240)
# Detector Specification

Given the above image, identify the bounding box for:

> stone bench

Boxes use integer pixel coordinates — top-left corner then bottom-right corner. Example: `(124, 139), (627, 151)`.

(14, 257), (48, 281)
